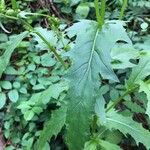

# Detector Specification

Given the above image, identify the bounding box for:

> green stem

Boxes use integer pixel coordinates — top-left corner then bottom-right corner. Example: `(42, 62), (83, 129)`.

(0, 13), (66, 69)
(106, 86), (138, 113)
(94, 0), (101, 27)
(119, 0), (128, 20)
(92, 115), (98, 136)
(11, 0), (17, 11)
(94, 0), (106, 29)
(21, 12), (54, 21)
(106, 79), (150, 112)
(34, 31), (67, 69)
(100, 0), (106, 26)
(21, 19), (67, 69)
(0, 13), (18, 20)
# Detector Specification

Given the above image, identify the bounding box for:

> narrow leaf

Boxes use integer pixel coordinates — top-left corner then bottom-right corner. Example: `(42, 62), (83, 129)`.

(100, 140), (122, 150)
(0, 31), (28, 77)
(37, 105), (67, 150)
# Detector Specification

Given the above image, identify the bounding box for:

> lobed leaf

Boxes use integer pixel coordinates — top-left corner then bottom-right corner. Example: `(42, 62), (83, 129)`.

(138, 80), (150, 117)
(37, 105), (67, 150)
(66, 20), (132, 150)
(106, 110), (150, 149)
(127, 52), (150, 88)
(100, 140), (122, 150)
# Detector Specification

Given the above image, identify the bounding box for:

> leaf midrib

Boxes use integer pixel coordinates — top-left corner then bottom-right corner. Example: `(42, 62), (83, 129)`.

(107, 117), (140, 134)
(78, 28), (100, 85)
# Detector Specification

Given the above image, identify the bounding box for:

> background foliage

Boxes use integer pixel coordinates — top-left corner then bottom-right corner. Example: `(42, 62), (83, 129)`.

(0, 0), (150, 150)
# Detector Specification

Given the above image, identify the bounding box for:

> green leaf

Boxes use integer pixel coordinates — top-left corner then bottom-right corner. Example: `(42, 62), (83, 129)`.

(106, 110), (150, 149)
(0, 81), (12, 90)
(104, 130), (123, 145)
(84, 139), (99, 150)
(66, 20), (131, 150)
(32, 27), (57, 49)
(37, 105), (67, 150)
(84, 139), (121, 150)
(127, 52), (150, 88)
(135, 35), (150, 51)
(41, 142), (50, 150)
(0, 33), (8, 42)
(0, 92), (6, 109)
(8, 89), (19, 102)
(123, 101), (145, 113)
(70, 0), (81, 6)
(24, 110), (34, 121)
(29, 82), (68, 105)
(13, 82), (21, 89)
(95, 94), (106, 124)
(41, 53), (56, 67)
(0, 31), (28, 78)
(138, 80), (150, 117)
(76, 4), (90, 19)
(100, 140), (121, 150)
(141, 22), (148, 30)
(111, 44), (139, 69)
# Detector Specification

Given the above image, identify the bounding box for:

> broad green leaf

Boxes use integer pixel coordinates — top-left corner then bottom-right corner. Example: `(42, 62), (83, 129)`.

(66, 20), (131, 150)
(100, 140), (121, 150)
(37, 105), (67, 150)
(138, 80), (150, 117)
(0, 31), (28, 78)
(106, 110), (150, 149)
(127, 52), (150, 88)
(66, 20), (131, 94)
(8, 89), (19, 102)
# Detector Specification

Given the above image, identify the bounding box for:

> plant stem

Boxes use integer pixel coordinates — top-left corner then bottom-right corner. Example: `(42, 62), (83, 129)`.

(92, 115), (98, 136)
(0, 13), (66, 69)
(94, 0), (106, 29)
(0, 13), (18, 20)
(11, 0), (17, 11)
(35, 31), (67, 69)
(100, 0), (106, 26)
(119, 0), (128, 20)
(106, 86), (138, 112)
(94, 0), (101, 27)
(21, 19), (67, 69)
